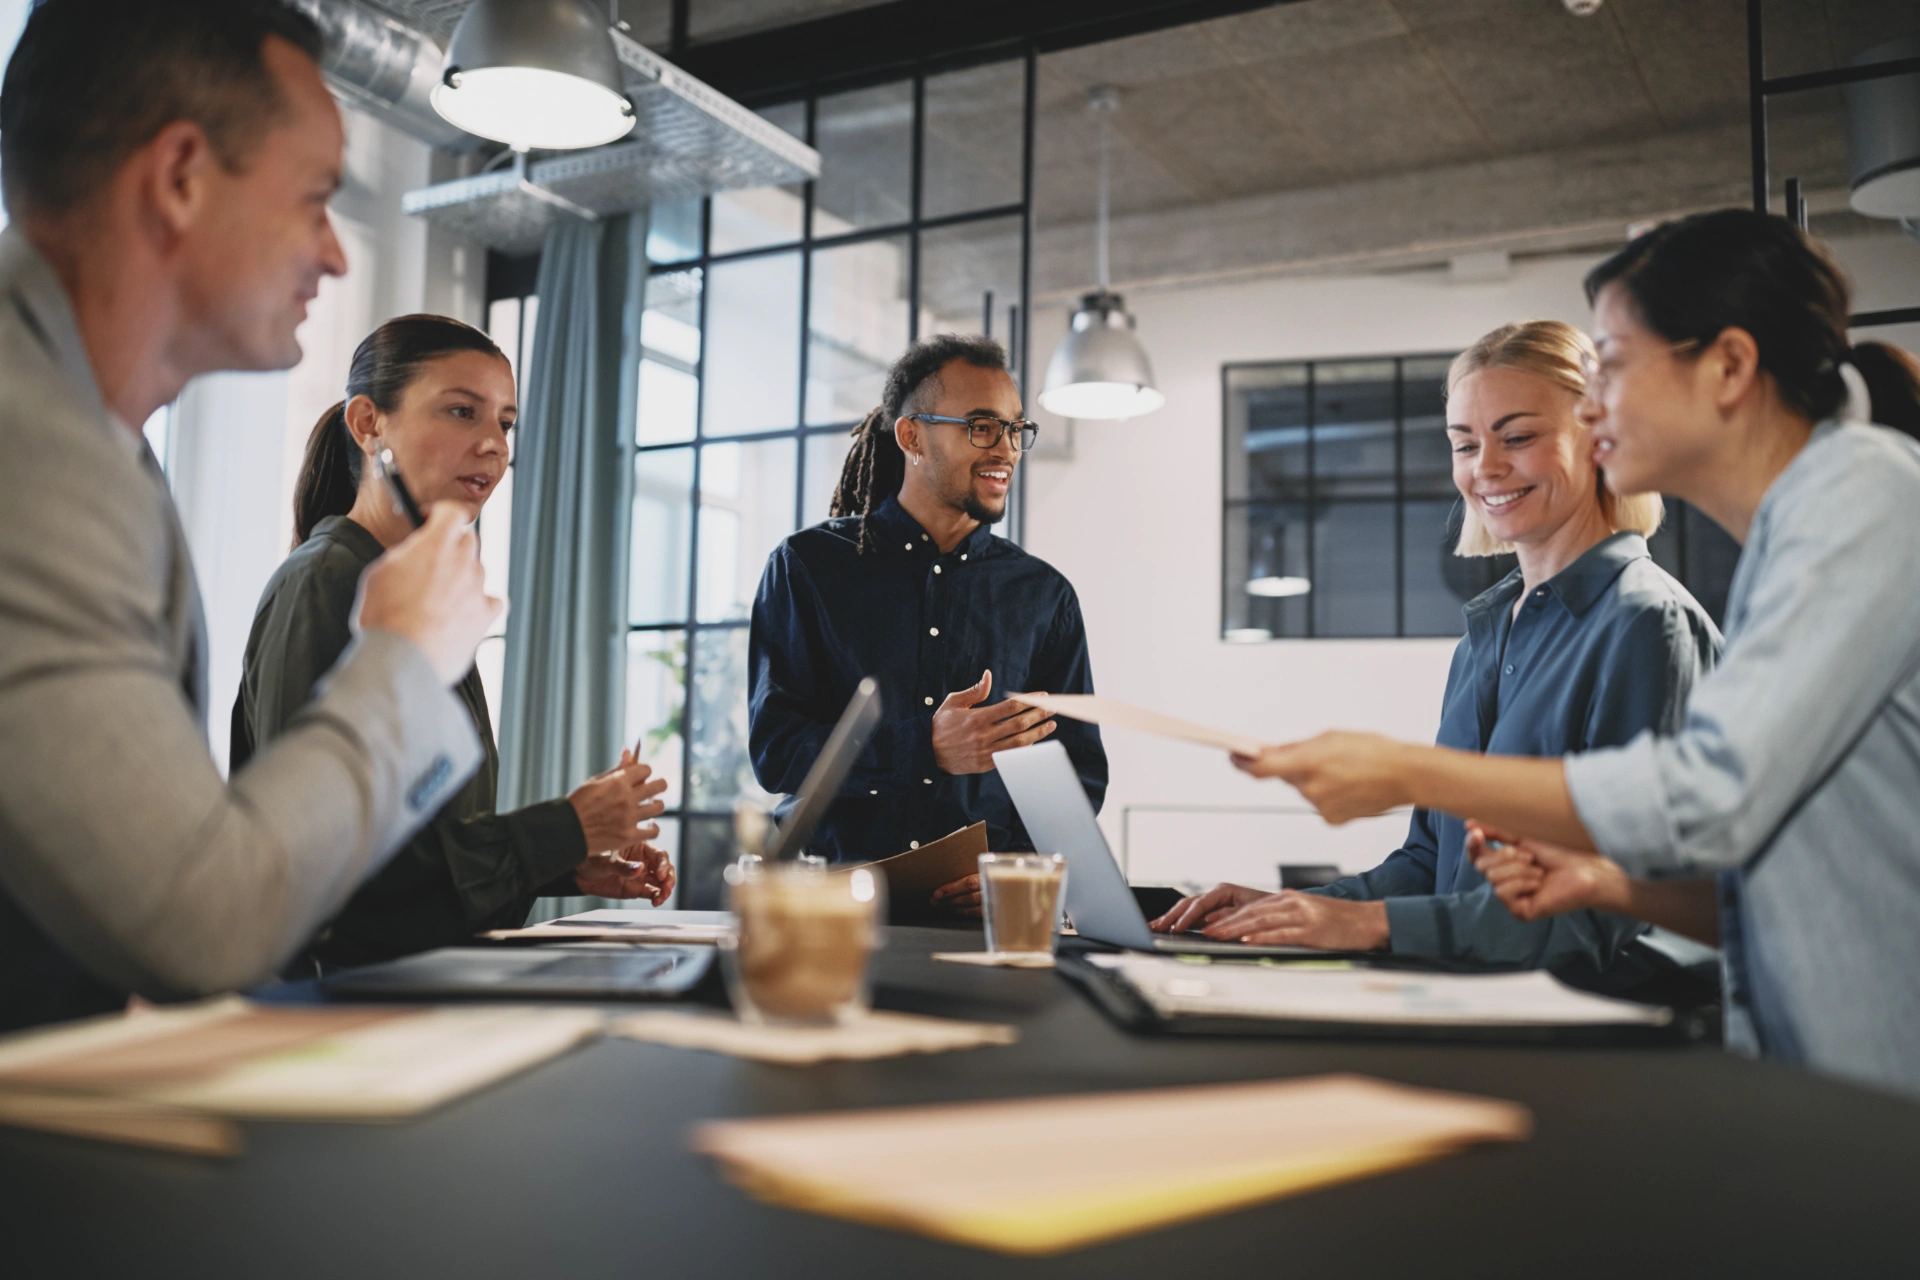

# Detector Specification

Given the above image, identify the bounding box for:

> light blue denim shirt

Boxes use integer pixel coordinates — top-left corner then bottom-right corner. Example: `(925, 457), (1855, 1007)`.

(1567, 421), (1920, 1098)
(1317, 533), (1720, 988)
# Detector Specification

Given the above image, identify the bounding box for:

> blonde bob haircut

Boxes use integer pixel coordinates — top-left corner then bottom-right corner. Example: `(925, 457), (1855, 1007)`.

(1446, 319), (1664, 558)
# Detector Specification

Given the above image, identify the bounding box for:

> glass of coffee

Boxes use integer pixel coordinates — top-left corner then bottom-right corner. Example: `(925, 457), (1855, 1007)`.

(978, 853), (1068, 957)
(722, 861), (885, 1025)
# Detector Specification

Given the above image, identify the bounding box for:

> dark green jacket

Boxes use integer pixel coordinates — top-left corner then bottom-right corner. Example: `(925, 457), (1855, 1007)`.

(232, 515), (584, 973)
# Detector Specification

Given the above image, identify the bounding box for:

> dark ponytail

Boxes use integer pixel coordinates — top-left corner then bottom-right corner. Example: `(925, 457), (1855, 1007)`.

(1850, 341), (1920, 443)
(827, 331), (1008, 553)
(290, 313), (508, 547)
(1584, 209), (1920, 435)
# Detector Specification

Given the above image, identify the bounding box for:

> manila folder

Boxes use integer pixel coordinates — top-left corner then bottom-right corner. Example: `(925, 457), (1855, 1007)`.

(859, 822), (989, 921)
(693, 1072), (1530, 1255)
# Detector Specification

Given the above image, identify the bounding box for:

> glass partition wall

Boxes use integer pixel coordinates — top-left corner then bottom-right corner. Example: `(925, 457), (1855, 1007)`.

(627, 55), (1037, 907)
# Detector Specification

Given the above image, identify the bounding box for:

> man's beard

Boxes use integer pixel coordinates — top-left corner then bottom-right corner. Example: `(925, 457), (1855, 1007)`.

(962, 493), (1006, 524)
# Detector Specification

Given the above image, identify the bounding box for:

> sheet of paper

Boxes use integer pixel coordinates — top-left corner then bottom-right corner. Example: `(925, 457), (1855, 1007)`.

(485, 909), (733, 944)
(0, 1090), (241, 1157)
(1094, 954), (1672, 1027)
(1004, 693), (1267, 757)
(0, 998), (605, 1131)
(614, 1009), (1017, 1065)
(858, 823), (989, 918)
(693, 1073), (1530, 1254)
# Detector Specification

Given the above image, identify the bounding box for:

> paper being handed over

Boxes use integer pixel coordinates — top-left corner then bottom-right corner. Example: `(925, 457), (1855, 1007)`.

(1003, 692), (1268, 757)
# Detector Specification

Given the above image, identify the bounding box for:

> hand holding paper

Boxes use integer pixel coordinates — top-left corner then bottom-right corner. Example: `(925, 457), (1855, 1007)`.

(934, 670), (1057, 774)
(1001, 692), (1269, 757)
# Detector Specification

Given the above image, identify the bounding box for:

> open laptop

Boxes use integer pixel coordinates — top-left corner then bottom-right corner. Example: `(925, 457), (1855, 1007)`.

(325, 680), (886, 1000)
(996, 740), (1357, 959)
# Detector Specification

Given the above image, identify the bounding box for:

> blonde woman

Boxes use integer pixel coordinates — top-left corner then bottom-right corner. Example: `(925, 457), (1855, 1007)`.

(1154, 321), (1720, 986)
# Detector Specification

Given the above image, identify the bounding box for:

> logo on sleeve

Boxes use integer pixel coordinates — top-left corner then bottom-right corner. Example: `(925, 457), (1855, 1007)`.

(407, 754), (453, 812)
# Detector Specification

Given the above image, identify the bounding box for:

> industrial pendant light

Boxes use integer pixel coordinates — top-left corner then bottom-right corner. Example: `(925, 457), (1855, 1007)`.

(1040, 86), (1165, 422)
(1845, 35), (1920, 224)
(431, 0), (635, 152)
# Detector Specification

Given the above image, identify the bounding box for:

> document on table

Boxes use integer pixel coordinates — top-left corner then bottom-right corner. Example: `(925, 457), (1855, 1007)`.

(1003, 692), (1268, 756)
(1092, 954), (1672, 1027)
(485, 908), (734, 944)
(693, 1073), (1531, 1254)
(0, 997), (604, 1155)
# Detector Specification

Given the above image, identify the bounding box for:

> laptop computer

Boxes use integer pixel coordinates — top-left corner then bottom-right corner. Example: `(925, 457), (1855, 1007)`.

(995, 740), (1357, 959)
(322, 679), (887, 1000)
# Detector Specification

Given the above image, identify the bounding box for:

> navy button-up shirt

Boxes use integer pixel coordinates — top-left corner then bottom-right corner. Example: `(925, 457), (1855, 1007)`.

(1318, 532), (1721, 983)
(749, 495), (1107, 863)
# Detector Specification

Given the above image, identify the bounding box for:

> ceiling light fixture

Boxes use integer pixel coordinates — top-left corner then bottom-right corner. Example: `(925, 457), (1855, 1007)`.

(1845, 35), (1920, 223)
(1245, 575), (1312, 599)
(1039, 85), (1165, 422)
(431, 0), (635, 152)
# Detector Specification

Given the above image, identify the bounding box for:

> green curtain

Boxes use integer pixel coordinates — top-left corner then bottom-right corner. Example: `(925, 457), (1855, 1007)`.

(498, 211), (647, 822)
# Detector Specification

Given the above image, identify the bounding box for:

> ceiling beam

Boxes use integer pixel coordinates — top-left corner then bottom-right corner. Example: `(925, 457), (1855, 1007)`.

(673, 0), (1306, 106)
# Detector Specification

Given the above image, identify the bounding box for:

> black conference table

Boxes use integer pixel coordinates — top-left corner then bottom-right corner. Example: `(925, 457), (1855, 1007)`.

(4, 925), (1918, 1279)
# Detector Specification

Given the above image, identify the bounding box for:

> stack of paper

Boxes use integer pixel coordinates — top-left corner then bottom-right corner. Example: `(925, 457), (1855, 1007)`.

(1095, 953), (1672, 1027)
(484, 908), (733, 944)
(694, 1074), (1531, 1253)
(0, 997), (604, 1156)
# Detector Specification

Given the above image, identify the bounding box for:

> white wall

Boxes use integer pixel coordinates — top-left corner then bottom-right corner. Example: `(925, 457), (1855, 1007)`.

(1022, 230), (1920, 892)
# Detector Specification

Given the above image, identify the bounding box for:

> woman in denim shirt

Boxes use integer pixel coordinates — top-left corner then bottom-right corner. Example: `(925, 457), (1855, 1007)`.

(1156, 321), (1720, 991)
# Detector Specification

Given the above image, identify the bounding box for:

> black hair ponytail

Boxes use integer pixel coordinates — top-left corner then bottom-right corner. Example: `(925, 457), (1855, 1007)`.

(1849, 341), (1920, 443)
(826, 331), (1009, 553)
(291, 400), (360, 547)
(288, 313), (508, 547)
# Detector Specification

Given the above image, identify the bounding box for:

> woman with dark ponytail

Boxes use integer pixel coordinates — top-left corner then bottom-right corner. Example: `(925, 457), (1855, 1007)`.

(1234, 209), (1920, 1098)
(235, 315), (675, 974)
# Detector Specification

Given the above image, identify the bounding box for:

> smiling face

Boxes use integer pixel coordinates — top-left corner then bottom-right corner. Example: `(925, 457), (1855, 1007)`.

(350, 349), (516, 521)
(172, 36), (348, 373)
(1576, 282), (1720, 499)
(906, 359), (1024, 524)
(1448, 365), (1603, 549)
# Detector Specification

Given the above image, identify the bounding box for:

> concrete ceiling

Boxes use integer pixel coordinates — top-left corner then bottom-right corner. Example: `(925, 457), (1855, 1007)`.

(378, 0), (1918, 302)
(1007, 0), (1920, 302)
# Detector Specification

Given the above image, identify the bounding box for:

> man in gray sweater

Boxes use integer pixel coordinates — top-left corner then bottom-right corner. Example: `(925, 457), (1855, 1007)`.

(0, 0), (500, 1031)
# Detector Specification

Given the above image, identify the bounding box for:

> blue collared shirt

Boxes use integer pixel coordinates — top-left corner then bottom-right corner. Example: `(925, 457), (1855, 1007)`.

(748, 495), (1107, 863)
(1319, 532), (1721, 983)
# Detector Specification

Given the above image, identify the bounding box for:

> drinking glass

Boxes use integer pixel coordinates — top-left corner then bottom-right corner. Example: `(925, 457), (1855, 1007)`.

(721, 860), (885, 1025)
(978, 853), (1067, 956)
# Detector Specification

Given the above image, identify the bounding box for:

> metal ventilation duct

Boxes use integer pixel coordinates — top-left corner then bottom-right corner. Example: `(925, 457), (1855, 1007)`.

(292, 0), (475, 149)
(300, 0), (821, 252)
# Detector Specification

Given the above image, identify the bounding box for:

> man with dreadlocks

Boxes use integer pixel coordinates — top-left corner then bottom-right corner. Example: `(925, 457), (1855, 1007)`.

(748, 334), (1106, 915)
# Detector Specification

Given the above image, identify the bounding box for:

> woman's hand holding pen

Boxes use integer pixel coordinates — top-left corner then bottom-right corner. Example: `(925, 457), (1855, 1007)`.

(1230, 731), (1416, 824)
(569, 751), (669, 855)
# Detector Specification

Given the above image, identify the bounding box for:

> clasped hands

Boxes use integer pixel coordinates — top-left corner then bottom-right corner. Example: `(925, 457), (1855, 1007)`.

(566, 750), (676, 904)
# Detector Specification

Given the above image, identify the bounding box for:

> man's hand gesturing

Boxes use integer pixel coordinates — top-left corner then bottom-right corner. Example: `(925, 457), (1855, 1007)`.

(931, 669), (1056, 775)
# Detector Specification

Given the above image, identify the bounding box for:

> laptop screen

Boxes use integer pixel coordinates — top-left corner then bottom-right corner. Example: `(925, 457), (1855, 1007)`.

(994, 741), (1155, 950)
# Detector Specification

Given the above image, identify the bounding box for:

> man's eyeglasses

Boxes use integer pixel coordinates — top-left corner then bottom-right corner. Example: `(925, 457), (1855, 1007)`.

(908, 413), (1039, 452)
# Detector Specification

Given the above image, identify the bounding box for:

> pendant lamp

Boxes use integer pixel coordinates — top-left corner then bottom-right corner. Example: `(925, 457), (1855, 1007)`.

(1040, 86), (1165, 422)
(431, 0), (636, 152)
